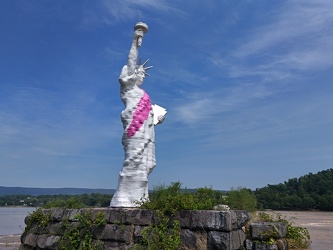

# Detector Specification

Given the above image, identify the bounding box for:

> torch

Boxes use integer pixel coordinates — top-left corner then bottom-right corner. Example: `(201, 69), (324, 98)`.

(134, 22), (148, 47)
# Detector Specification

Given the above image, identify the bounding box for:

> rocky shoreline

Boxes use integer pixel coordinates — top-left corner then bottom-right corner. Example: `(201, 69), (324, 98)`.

(0, 235), (20, 250)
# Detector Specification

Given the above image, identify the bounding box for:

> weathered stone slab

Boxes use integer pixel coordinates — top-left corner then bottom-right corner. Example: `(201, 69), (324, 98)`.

(175, 210), (192, 228)
(230, 229), (247, 250)
(250, 223), (287, 240)
(245, 238), (254, 250)
(36, 234), (49, 248)
(133, 225), (146, 243)
(234, 210), (251, 229)
(50, 208), (64, 221)
(63, 208), (81, 221)
(107, 208), (127, 224)
(245, 238), (288, 250)
(103, 241), (129, 250)
(123, 208), (155, 225)
(22, 233), (38, 248)
(48, 222), (64, 235)
(45, 235), (60, 250)
(191, 210), (231, 231)
(98, 224), (133, 243)
(24, 215), (31, 225)
(181, 229), (207, 250)
(207, 231), (229, 250)
(252, 241), (279, 250)
(275, 239), (288, 250)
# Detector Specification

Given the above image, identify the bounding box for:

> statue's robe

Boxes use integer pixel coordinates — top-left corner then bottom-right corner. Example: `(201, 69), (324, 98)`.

(110, 66), (155, 207)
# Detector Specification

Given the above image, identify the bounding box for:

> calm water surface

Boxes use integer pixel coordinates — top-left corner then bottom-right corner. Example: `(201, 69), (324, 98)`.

(0, 207), (35, 236)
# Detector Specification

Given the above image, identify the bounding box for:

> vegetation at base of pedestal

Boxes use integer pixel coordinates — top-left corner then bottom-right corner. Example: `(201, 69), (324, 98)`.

(137, 182), (217, 213)
(132, 210), (181, 250)
(254, 168), (333, 211)
(24, 208), (106, 250)
(137, 182), (256, 213)
(250, 211), (311, 249)
(58, 211), (105, 250)
(25, 208), (52, 232)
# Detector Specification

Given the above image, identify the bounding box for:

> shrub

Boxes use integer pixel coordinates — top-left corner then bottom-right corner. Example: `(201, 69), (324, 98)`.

(225, 187), (257, 212)
(25, 208), (51, 232)
(135, 210), (180, 250)
(138, 182), (225, 213)
(253, 211), (311, 249)
(44, 197), (85, 209)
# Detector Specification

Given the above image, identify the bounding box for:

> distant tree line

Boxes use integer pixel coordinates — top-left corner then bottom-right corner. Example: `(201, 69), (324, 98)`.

(254, 168), (333, 211)
(0, 193), (111, 208)
(0, 185), (257, 211)
(1, 169), (332, 211)
(0, 186), (114, 196)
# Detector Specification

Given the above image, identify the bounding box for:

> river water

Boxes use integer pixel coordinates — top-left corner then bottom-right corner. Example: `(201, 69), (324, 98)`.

(0, 207), (35, 236)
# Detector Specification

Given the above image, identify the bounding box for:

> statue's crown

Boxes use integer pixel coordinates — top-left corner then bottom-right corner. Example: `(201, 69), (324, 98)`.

(137, 58), (153, 76)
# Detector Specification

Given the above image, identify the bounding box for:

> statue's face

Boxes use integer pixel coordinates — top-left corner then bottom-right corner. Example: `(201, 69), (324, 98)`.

(135, 69), (145, 86)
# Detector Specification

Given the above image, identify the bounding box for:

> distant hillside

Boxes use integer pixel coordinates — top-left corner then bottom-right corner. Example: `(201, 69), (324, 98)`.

(255, 168), (333, 211)
(0, 186), (115, 196)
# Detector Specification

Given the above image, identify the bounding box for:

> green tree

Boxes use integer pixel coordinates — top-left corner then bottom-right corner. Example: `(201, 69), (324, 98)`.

(255, 168), (333, 211)
(225, 187), (257, 211)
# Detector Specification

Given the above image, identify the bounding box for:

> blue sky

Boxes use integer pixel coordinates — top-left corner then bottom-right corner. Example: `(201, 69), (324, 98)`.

(1, 0), (333, 190)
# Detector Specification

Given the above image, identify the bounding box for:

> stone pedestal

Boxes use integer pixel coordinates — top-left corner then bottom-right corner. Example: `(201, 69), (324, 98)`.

(19, 208), (250, 250)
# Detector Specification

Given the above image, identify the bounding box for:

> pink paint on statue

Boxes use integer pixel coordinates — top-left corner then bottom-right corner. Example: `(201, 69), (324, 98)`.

(127, 91), (152, 138)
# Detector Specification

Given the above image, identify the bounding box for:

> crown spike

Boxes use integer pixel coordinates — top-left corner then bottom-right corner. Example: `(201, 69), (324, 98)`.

(142, 59), (149, 67)
(144, 66), (153, 71)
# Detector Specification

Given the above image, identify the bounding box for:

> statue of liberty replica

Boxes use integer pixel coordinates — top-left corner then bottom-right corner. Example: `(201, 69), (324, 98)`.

(110, 22), (166, 207)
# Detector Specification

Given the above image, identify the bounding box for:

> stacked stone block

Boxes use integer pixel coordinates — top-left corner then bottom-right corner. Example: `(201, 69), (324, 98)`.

(19, 208), (250, 250)
(245, 222), (288, 250)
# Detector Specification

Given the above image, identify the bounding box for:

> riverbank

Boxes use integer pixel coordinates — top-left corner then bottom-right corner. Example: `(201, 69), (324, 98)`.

(276, 211), (333, 250)
(0, 235), (20, 250)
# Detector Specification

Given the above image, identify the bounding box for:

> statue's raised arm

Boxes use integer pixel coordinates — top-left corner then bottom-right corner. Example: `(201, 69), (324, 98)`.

(120, 22), (149, 83)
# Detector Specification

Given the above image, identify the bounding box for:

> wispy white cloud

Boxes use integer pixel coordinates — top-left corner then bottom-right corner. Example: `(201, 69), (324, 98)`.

(207, 0), (333, 82)
(0, 85), (120, 160)
(269, 43), (333, 71)
(82, 0), (185, 27)
(195, 0), (333, 135)
(210, 56), (295, 82)
(235, 1), (333, 58)
(173, 83), (274, 125)
(194, 87), (333, 153)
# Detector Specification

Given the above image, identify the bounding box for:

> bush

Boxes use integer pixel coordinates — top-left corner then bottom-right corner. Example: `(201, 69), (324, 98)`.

(225, 187), (257, 212)
(138, 182), (224, 214)
(135, 210), (180, 250)
(44, 197), (85, 209)
(253, 212), (311, 249)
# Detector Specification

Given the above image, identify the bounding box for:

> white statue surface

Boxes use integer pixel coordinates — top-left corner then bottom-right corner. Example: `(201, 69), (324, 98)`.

(110, 22), (166, 207)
